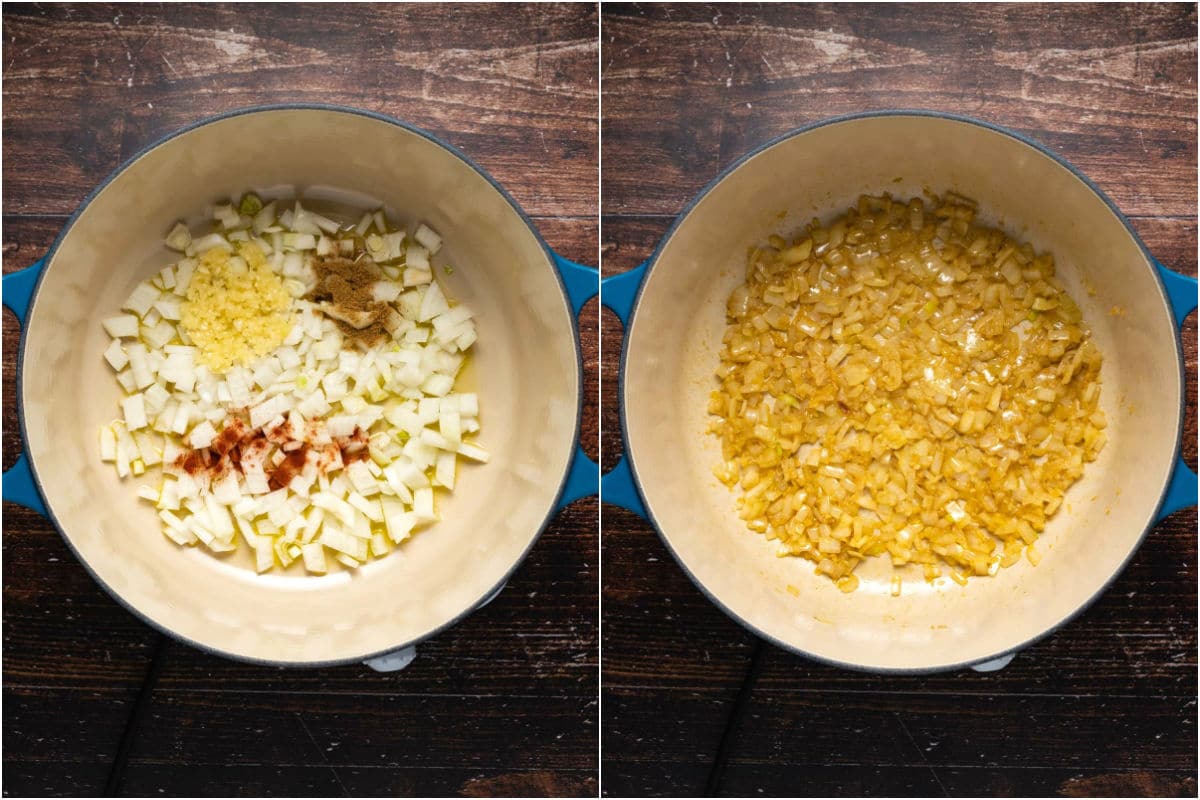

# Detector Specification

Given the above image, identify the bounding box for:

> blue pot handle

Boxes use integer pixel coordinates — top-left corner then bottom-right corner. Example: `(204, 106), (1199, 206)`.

(598, 263), (650, 518)
(551, 252), (599, 316)
(1153, 260), (1197, 522)
(3, 259), (48, 515)
(550, 251), (600, 511)
(600, 456), (645, 518)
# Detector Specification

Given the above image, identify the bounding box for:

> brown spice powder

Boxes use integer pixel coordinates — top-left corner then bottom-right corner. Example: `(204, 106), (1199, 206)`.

(306, 255), (389, 348)
(174, 414), (373, 491)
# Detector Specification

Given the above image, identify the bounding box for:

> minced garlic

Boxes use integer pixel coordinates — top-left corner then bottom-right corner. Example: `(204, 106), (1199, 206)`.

(181, 243), (293, 372)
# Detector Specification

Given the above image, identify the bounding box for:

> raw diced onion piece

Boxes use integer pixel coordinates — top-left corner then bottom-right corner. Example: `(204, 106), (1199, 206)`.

(154, 295), (183, 321)
(347, 491), (382, 522)
(143, 320), (176, 350)
(104, 339), (129, 371)
(187, 420), (218, 449)
(421, 374), (453, 397)
(372, 281), (403, 304)
(457, 442), (490, 463)
(212, 472), (241, 505)
(102, 314), (140, 339)
(435, 450), (456, 489)
(414, 223), (442, 254)
(406, 243), (430, 271)
(345, 461), (376, 494)
(191, 232), (232, 254)
(99, 425), (117, 461)
(213, 204), (241, 229)
(402, 266), (433, 287)
(334, 553), (361, 570)
(439, 410), (462, 444)
(354, 212), (373, 236)
(122, 394), (148, 431)
(255, 538), (275, 573)
(252, 201), (277, 234)
(165, 222), (192, 252)
(283, 232), (317, 250)
(123, 281), (160, 316)
(126, 344), (154, 389)
(417, 281), (449, 322)
(320, 523), (368, 560)
(116, 370), (137, 394)
(301, 542), (327, 573)
(173, 259), (195, 296)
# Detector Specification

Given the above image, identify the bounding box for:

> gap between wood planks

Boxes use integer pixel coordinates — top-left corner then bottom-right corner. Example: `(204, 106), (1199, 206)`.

(702, 638), (766, 797)
(103, 633), (167, 797)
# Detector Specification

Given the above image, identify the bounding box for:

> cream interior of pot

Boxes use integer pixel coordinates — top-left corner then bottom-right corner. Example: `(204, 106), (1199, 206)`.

(623, 114), (1182, 671)
(20, 108), (580, 664)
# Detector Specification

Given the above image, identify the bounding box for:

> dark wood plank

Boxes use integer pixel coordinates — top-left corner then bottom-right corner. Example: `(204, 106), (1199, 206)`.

(724, 688), (1197, 771)
(122, 685), (596, 767)
(2, 2), (598, 219)
(718, 765), (944, 798)
(601, 685), (744, 798)
(600, 3), (1196, 797)
(3, 4), (598, 797)
(118, 764), (598, 798)
(602, 2), (1197, 217)
(0, 761), (115, 799)
(718, 766), (1197, 799)
(1, 688), (138, 797)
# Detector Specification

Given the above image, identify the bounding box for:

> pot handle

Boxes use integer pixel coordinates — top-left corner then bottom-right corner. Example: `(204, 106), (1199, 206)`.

(970, 653), (1015, 672)
(2, 260), (48, 515)
(550, 252), (601, 511)
(1153, 261), (1197, 522)
(363, 567), (510, 671)
(599, 263), (649, 518)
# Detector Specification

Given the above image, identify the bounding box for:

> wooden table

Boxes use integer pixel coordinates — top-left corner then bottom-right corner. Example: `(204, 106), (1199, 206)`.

(2, 4), (598, 796)
(601, 3), (1197, 797)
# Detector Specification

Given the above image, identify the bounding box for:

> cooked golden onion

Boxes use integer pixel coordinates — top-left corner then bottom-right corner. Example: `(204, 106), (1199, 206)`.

(709, 192), (1106, 590)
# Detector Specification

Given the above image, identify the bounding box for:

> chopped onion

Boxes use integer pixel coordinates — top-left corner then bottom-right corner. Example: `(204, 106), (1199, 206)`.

(710, 192), (1106, 588)
(103, 195), (484, 575)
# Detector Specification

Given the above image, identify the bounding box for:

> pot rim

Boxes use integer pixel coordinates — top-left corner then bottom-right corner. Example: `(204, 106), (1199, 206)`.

(616, 108), (1187, 674)
(16, 102), (585, 668)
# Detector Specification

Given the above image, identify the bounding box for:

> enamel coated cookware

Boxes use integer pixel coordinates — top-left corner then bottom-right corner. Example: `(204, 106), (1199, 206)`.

(603, 111), (1197, 673)
(3, 105), (598, 669)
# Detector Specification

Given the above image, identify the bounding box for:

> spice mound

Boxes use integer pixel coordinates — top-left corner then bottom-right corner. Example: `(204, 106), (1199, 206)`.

(180, 244), (293, 371)
(174, 414), (370, 494)
(306, 256), (390, 349)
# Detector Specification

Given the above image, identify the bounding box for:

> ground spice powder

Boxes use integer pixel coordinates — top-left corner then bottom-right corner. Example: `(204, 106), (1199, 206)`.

(306, 256), (390, 348)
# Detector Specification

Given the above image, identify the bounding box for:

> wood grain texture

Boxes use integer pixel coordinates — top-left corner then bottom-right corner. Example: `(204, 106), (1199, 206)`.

(600, 3), (1196, 797)
(3, 3), (598, 797)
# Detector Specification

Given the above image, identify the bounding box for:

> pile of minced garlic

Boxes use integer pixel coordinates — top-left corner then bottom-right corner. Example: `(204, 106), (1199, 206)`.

(180, 243), (293, 371)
